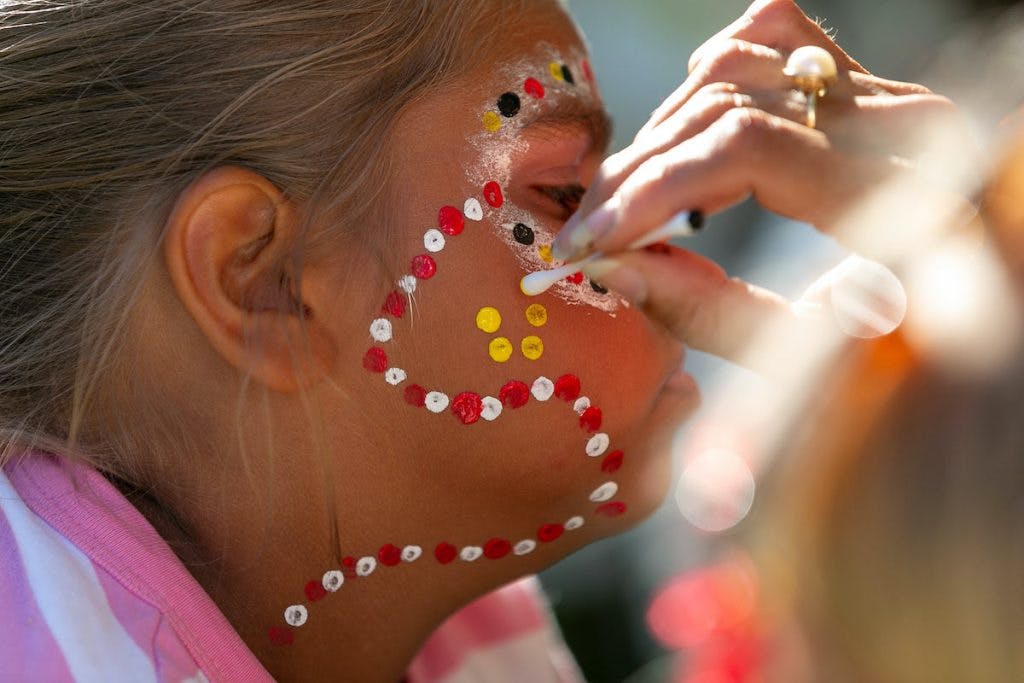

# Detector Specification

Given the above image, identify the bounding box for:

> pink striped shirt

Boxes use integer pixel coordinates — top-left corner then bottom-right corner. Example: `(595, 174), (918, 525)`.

(0, 453), (583, 682)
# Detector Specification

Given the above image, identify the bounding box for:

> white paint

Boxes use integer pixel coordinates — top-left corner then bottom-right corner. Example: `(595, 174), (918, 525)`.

(398, 275), (417, 294)
(355, 556), (377, 577)
(322, 570), (344, 592)
(480, 396), (503, 421)
(370, 318), (392, 342)
(530, 376), (554, 401)
(425, 391), (450, 413)
(284, 604), (308, 627)
(589, 481), (618, 503)
(402, 545), (423, 563)
(573, 396), (591, 414)
(513, 540), (537, 556)
(463, 198), (483, 221)
(424, 228), (446, 253)
(460, 546), (483, 562)
(385, 367), (407, 386)
(585, 433), (610, 457)
(564, 516), (585, 531)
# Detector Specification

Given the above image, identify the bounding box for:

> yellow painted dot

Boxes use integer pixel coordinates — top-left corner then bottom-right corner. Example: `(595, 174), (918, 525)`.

(548, 62), (564, 82)
(538, 244), (553, 263)
(525, 304), (548, 328)
(482, 111), (502, 132)
(489, 337), (513, 363)
(521, 335), (544, 360)
(476, 307), (502, 334)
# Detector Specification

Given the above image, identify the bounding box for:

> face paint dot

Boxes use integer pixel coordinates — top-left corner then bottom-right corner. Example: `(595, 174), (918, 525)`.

(530, 376), (554, 401)
(398, 275), (417, 294)
(514, 539), (537, 555)
(561, 64), (575, 85)
(497, 91), (521, 117)
(411, 254), (437, 279)
(554, 374), (582, 402)
(521, 335), (544, 360)
(424, 228), (446, 253)
(404, 384), (426, 407)
(369, 318), (392, 342)
(589, 481), (619, 503)
(601, 450), (624, 473)
(597, 501), (627, 517)
(525, 303), (547, 327)
(385, 367), (407, 386)
(435, 542), (458, 565)
(590, 280), (609, 294)
(489, 337), (513, 363)
(573, 396), (591, 414)
(548, 61), (565, 81)
(586, 433), (610, 457)
(460, 546), (483, 562)
(451, 391), (484, 425)
(363, 347), (388, 373)
(483, 181), (504, 208)
(499, 380), (530, 408)
(566, 271), (583, 285)
(482, 110), (502, 132)
(480, 396), (502, 421)
(538, 244), (553, 263)
(582, 59), (594, 82)
(378, 543), (402, 567)
(484, 538), (512, 559)
(523, 77), (545, 99)
(513, 222), (535, 245)
(269, 626), (294, 646)
(438, 205), (465, 236)
(425, 391), (450, 413)
(322, 570), (344, 592)
(356, 557), (377, 577)
(463, 197), (483, 221)
(565, 516), (585, 531)
(402, 545), (422, 563)
(476, 306), (502, 333)
(538, 523), (564, 543)
(304, 579), (327, 602)
(284, 605), (308, 627)
(579, 406), (603, 433)
(383, 290), (406, 317)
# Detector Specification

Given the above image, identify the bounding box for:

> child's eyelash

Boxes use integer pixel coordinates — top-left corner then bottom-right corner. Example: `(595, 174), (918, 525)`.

(533, 183), (585, 218)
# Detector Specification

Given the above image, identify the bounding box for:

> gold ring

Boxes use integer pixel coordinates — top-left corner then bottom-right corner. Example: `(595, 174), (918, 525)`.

(783, 46), (838, 130)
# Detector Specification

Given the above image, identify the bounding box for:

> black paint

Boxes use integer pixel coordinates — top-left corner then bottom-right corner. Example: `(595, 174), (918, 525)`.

(513, 223), (535, 245)
(590, 280), (608, 294)
(561, 65), (574, 85)
(688, 209), (705, 231)
(497, 92), (521, 118)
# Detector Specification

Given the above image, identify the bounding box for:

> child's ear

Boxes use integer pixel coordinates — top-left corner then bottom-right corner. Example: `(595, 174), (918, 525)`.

(163, 165), (335, 392)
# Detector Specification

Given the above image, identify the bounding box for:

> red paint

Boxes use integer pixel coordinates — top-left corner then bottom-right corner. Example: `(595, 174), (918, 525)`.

(435, 542), (458, 564)
(579, 406), (603, 433)
(483, 181), (504, 208)
(601, 450), (624, 473)
(566, 271), (583, 285)
(553, 374), (581, 401)
(438, 205), (465, 236)
(378, 543), (402, 567)
(644, 242), (672, 255)
(305, 579), (327, 602)
(383, 290), (405, 318)
(582, 59), (594, 82)
(524, 77), (545, 99)
(537, 523), (564, 543)
(451, 392), (484, 425)
(362, 347), (388, 373)
(596, 501), (627, 517)
(498, 380), (530, 409)
(411, 254), (437, 280)
(269, 626), (295, 646)
(341, 556), (358, 578)
(404, 384), (427, 407)
(483, 538), (512, 559)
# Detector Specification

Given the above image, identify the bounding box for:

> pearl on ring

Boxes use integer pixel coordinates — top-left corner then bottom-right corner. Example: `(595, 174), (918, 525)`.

(783, 46), (838, 129)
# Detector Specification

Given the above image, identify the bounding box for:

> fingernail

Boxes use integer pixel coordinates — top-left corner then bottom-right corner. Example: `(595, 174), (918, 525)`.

(552, 199), (619, 261)
(585, 261), (646, 305)
(581, 257), (622, 280)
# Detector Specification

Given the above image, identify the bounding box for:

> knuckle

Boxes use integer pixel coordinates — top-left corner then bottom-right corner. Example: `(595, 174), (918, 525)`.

(700, 38), (751, 78)
(717, 106), (770, 149)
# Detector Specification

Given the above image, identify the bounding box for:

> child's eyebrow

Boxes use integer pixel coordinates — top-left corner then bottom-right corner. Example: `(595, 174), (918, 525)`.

(520, 102), (614, 155)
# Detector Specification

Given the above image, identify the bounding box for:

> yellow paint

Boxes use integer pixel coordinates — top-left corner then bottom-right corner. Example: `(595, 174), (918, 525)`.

(482, 111), (502, 132)
(476, 306), (502, 333)
(489, 337), (513, 363)
(538, 244), (553, 263)
(548, 62), (564, 82)
(525, 304), (547, 328)
(521, 335), (544, 360)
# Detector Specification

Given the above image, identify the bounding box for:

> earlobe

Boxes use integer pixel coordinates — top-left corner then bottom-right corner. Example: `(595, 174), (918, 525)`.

(163, 165), (332, 393)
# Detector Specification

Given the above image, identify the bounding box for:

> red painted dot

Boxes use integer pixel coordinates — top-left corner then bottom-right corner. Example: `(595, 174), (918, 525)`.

(404, 384), (427, 407)
(269, 626), (295, 646)
(597, 501), (627, 517)
(580, 406), (603, 433)
(601, 450), (624, 473)
(383, 290), (405, 318)
(304, 579), (327, 602)
(484, 538), (512, 559)
(537, 523), (564, 543)
(451, 392), (483, 425)
(341, 556), (358, 578)
(524, 77), (545, 99)
(435, 542), (458, 564)
(498, 380), (530, 409)
(554, 374), (581, 401)
(411, 254), (437, 280)
(483, 181), (504, 208)
(566, 271), (584, 285)
(644, 242), (672, 255)
(582, 60), (594, 82)
(378, 543), (402, 567)
(438, 205), (465, 236)
(363, 347), (387, 373)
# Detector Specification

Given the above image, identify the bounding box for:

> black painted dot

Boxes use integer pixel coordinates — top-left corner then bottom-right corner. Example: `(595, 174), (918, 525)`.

(590, 280), (608, 294)
(497, 92), (521, 118)
(688, 209), (705, 231)
(561, 65), (574, 85)
(513, 223), (535, 245)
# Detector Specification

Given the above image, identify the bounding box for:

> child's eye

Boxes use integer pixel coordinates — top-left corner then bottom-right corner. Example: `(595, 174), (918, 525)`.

(531, 183), (586, 221)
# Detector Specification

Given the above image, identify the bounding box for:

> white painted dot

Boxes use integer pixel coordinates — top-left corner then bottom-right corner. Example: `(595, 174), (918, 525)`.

(355, 556), (377, 577)
(531, 376), (554, 401)
(585, 433), (610, 457)
(401, 545), (423, 562)
(480, 395), (503, 421)
(369, 318), (392, 342)
(464, 197), (483, 221)
(284, 604), (308, 627)
(424, 228), (446, 253)
(565, 516), (585, 531)
(513, 539), (536, 556)
(425, 391), (450, 413)
(385, 367), (407, 386)
(589, 481), (618, 503)
(460, 546), (483, 562)
(398, 275), (417, 294)
(573, 396), (591, 414)
(322, 570), (344, 592)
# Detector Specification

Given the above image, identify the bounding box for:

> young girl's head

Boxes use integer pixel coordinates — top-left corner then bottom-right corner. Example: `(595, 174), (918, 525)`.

(1, 0), (697, 663)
